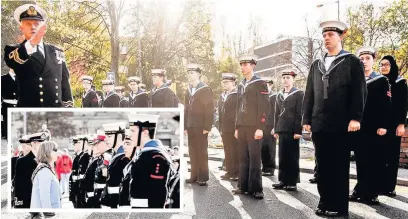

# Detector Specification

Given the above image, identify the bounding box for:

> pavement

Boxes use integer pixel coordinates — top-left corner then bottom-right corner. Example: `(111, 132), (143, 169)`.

(189, 143), (408, 187)
(2, 139), (408, 218)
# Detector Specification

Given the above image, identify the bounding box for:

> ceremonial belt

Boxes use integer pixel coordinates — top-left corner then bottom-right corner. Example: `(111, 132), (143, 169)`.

(94, 183), (105, 189)
(108, 186), (120, 194)
(3, 99), (17, 105)
(72, 176), (79, 181)
(131, 198), (148, 207)
(87, 192), (94, 197)
(79, 174), (85, 179)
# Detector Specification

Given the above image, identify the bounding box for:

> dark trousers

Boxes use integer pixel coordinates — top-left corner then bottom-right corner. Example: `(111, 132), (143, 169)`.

(312, 132), (350, 213)
(237, 126), (262, 193)
(381, 129), (401, 193)
(278, 133), (300, 185)
(221, 132), (239, 177)
(261, 126), (276, 172)
(313, 141), (318, 179)
(76, 191), (86, 208)
(187, 127), (209, 182)
(1, 103), (11, 138)
(353, 131), (383, 198)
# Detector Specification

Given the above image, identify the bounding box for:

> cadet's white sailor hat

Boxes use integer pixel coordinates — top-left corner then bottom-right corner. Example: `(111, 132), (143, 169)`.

(14, 4), (47, 24)
(124, 128), (132, 140)
(80, 75), (93, 83)
(128, 113), (160, 127)
(239, 54), (258, 65)
(221, 73), (237, 81)
(356, 46), (376, 58)
(127, 76), (141, 83)
(319, 20), (349, 34)
(262, 77), (274, 84)
(114, 86), (125, 92)
(187, 64), (203, 73)
(102, 79), (114, 85)
(281, 69), (298, 77)
(151, 69), (166, 76)
(102, 122), (127, 135)
(139, 83), (146, 89)
(71, 135), (79, 143)
(93, 130), (107, 144)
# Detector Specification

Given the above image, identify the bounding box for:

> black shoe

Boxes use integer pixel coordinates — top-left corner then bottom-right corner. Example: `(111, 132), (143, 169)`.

(309, 178), (317, 184)
(253, 192), (264, 199)
(385, 191), (397, 197)
(43, 212), (55, 217)
(272, 182), (286, 189)
(285, 185), (297, 191)
(185, 179), (196, 184)
(324, 211), (348, 217)
(349, 193), (360, 202)
(315, 208), (325, 216)
(361, 197), (380, 205)
(198, 181), (207, 186)
(262, 171), (273, 176)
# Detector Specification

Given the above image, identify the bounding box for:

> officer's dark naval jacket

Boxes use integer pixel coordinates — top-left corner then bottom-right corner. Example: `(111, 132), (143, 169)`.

(4, 40), (73, 107)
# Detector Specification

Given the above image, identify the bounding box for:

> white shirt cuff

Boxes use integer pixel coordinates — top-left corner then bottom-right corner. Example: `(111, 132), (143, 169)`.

(25, 40), (37, 55)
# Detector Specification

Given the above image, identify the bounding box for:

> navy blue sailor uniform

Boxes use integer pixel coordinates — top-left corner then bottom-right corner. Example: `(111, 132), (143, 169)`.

(351, 71), (390, 201)
(235, 74), (269, 194)
(69, 149), (82, 207)
(302, 49), (367, 213)
(4, 41), (73, 107)
(261, 80), (277, 175)
(150, 84), (179, 107)
(274, 86), (304, 187)
(80, 156), (98, 208)
(128, 90), (149, 107)
(76, 150), (91, 208)
(184, 81), (214, 183)
(102, 91), (120, 108)
(82, 90), (99, 107)
(130, 141), (174, 208)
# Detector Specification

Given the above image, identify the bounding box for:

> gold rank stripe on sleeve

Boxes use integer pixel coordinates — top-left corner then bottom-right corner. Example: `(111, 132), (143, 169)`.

(9, 48), (28, 64)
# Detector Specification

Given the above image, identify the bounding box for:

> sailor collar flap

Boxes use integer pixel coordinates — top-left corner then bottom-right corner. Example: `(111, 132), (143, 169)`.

(109, 152), (124, 167)
(269, 92), (277, 98)
(396, 76), (406, 83)
(239, 76), (263, 92)
(152, 84), (170, 95)
(105, 91), (118, 100)
(318, 50), (353, 76)
(223, 88), (237, 101)
(188, 82), (209, 96)
(366, 72), (385, 85)
(133, 147), (173, 165)
(130, 90), (146, 98)
(277, 87), (300, 101)
(83, 89), (92, 98)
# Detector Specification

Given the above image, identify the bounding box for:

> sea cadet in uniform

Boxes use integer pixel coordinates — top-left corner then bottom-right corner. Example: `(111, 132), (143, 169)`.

(68, 135), (81, 207)
(150, 69), (179, 107)
(272, 70), (304, 191)
(184, 64), (214, 186)
(379, 55), (408, 197)
(80, 75), (99, 107)
(118, 128), (136, 208)
(101, 79), (120, 107)
(127, 76), (149, 107)
(302, 20), (367, 216)
(115, 86), (129, 108)
(349, 47), (391, 205)
(79, 134), (99, 208)
(4, 4), (73, 107)
(261, 78), (277, 176)
(129, 114), (175, 208)
(218, 73), (239, 181)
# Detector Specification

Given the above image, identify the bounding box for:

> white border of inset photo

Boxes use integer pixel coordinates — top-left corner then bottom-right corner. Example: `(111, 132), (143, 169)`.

(7, 107), (184, 213)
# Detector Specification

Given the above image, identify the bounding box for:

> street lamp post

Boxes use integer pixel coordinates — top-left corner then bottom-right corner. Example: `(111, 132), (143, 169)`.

(317, 0), (340, 21)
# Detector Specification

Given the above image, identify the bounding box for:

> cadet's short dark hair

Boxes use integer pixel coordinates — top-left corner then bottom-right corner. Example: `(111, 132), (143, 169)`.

(142, 127), (156, 139)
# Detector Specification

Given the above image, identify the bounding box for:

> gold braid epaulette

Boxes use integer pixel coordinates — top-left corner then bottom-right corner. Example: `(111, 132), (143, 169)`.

(9, 48), (27, 64)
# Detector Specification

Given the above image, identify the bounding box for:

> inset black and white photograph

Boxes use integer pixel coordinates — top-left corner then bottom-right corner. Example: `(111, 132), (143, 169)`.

(6, 108), (182, 214)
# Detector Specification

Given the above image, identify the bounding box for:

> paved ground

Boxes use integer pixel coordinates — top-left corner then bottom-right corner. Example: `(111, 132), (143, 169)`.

(2, 139), (408, 218)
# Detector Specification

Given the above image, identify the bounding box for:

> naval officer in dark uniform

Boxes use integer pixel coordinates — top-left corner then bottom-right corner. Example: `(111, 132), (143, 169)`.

(218, 73), (239, 181)
(4, 4), (73, 108)
(272, 70), (304, 191)
(232, 55), (269, 199)
(184, 64), (214, 186)
(80, 75), (99, 107)
(68, 135), (81, 207)
(349, 47), (391, 205)
(261, 78), (277, 176)
(303, 20), (367, 217)
(150, 69), (179, 107)
(102, 79), (120, 107)
(1, 69), (18, 139)
(127, 76), (149, 107)
(379, 55), (408, 197)
(78, 136), (95, 208)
